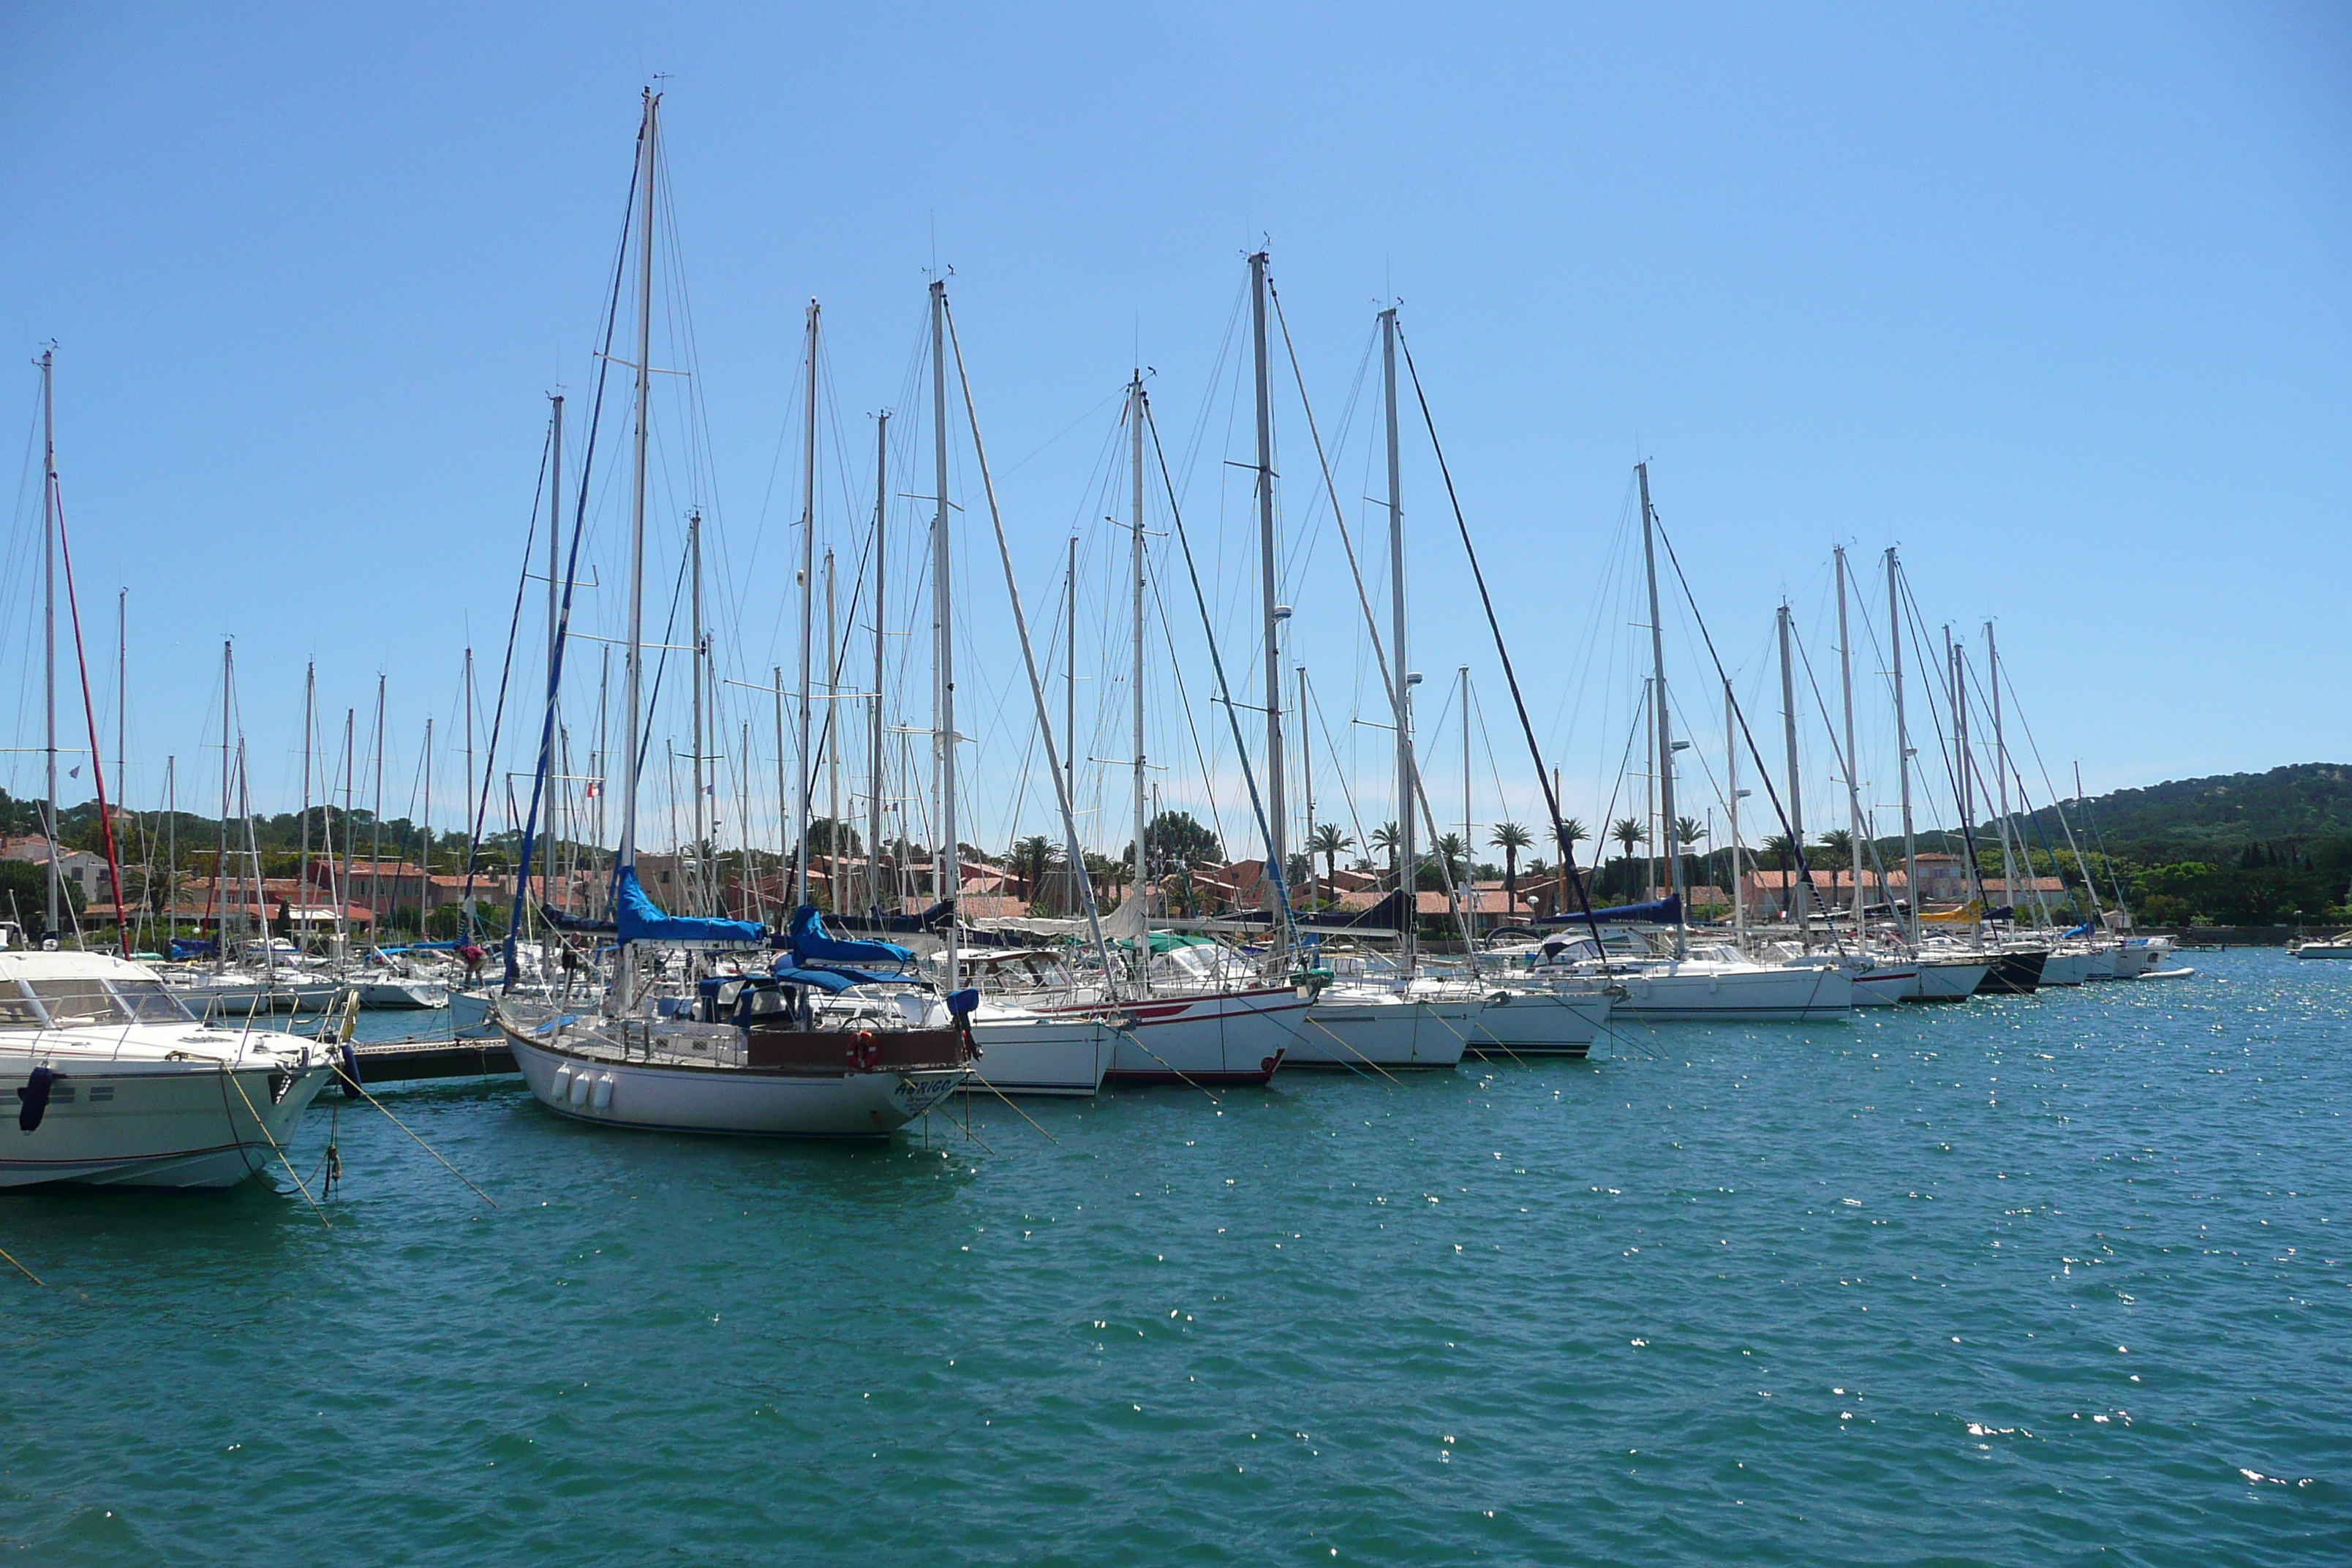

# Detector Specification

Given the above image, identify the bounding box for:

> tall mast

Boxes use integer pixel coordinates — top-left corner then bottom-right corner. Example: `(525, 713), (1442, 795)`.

(930, 278), (957, 991)
(1727, 680), (1746, 948)
(1128, 372), (1148, 949)
(825, 547), (843, 902)
(340, 707), (355, 955)
(114, 588), (126, 844)
(1986, 620), (2021, 919)
(548, 395), (563, 704)
(1298, 665), (1313, 905)
(216, 641), (231, 966)
(369, 675), (385, 931)
(117, 588), (128, 939)
(1888, 549), (1918, 946)
(772, 665), (785, 908)
(1637, 464), (1686, 955)
(299, 663), (314, 930)
(164, 757), (176, 948)
(689, 509), (706, 902)
(1949, 630), (1978, 907)
(796, 301), (820, 908)
(1066, 532), (1079, 917)
(419, 717), (434, 938)
(1778, 602), (1806, 934)
(1250, 250), (1286, 952)
(40, 349), (57, 937)
(1836, 546), (1863, 940)
(1460, 666), (1473, 941)
(870, 412), (889, 917)
(1381, 306), (1414, 970)
(614, 88), (658, 1015)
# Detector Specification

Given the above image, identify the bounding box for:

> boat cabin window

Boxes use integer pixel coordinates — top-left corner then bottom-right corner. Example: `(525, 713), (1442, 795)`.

(107, 979), (195, 1024)
(0, 981), (44, 1030)
(24, 979), (135, 1028)
(745, 987), (787, 1017)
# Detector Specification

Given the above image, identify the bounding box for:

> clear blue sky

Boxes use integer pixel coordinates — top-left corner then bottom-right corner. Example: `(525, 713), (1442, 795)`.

(4, 3), (2346, 867)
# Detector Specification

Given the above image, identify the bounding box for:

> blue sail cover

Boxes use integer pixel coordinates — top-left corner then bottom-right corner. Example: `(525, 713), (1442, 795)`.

(613, 866), (768, 947)
(1538, 893), (1681, 927)
(770, 960), (911, 992)
(787, 905), (915, 968)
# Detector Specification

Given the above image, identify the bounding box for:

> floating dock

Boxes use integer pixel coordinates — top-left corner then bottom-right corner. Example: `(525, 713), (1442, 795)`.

(345, 1036), (517, 1087)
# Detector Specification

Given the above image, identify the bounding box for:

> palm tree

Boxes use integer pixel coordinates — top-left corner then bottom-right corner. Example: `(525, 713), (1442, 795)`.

(1370, 821), (1401, 891)
(1308, 823), (1352, 908)
(1816, 826), (1855, 909)
(1673, 815), (1705, 894)
(1434, 832), (1468, 886)
(1011, 834), (1056, 906)
(1490, 820), (1531, 916)
(1760, 832), (1798, 916)
(1611, 817), (1646, 898)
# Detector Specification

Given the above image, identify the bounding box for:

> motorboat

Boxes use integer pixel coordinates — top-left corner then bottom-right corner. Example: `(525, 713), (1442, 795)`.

(2291, 933), (2352, 960)
(1, 941), (340, 1188)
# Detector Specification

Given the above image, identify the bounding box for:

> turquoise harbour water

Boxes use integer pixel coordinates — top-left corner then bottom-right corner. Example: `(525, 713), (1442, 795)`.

(4, 950), (2348, 1565)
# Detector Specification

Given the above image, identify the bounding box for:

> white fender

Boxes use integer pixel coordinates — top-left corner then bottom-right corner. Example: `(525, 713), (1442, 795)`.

(591, 1073), (614, 1111)
(551, 1064), (573, 1103)
(568, 1067), (593, 1107)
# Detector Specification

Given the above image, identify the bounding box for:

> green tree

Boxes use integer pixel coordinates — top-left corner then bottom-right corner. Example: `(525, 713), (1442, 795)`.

(1308, 823), (1352, 908)
(1490, 821), (1531, 915)
(1123, 810), (1221, 878)
(1370, 821), (1401, 890)
(1760, 832), (1799, 914)
(1611, 817), (1647, 898)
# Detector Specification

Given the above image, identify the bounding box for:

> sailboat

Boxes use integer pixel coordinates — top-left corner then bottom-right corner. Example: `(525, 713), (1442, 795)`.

(1284, 298), (1477, 1070)
(1548, 465), (1852, 1024)
(495, 92), (970, 1137)
(1016, 352), (1304, 1087)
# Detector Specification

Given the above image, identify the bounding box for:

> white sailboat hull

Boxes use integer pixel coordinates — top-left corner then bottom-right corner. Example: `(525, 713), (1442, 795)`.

(1850, 965), (1918, 1006)
(1907, 960), (1989, 1001)
(963, 1011), (1114, 1097)
(1613, 961), (1852, 1022)
(502, 1018), (965, 1138)
(1459, 987), (1613, 1057)
(2039, 949), (2097, 987)
(1045, 987), (1303, 1086)
(1284, 992), (1474, 1070)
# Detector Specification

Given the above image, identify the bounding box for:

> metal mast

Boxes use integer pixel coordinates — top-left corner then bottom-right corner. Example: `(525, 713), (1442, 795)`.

(614, 88), (657, 1016)
(825, 547), (843, 901)
(216, 642), (232, 966)
(1381, 306), (1414, 970)
(40, 349), (58, 936)
(1778, 602), (1806, 933)
(1250, 250), (1285, 951)
(930, 278), (957, 992)
(1067, 532), (1079, 917)
(1129, 372), (1148, 946)
(1637, 464), (1686, 957)
(689, 510), (706, 905)
(1836, 546), (1863, 940)
(794, 301), (819, 908)
(1727, 680), (1746, 948)
(1460, 666), (1473, 941)
(548, 394), (563, 703)
(1888, 549), (1918, 946)
(870, 412), (889, 917)
(1986, 620), (2022, 919)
